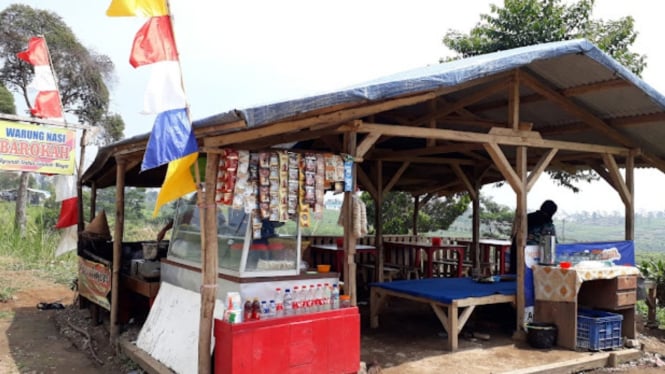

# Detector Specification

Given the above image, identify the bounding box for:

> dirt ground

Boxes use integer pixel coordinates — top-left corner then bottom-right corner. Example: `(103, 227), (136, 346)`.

(1, 270), (665, 374)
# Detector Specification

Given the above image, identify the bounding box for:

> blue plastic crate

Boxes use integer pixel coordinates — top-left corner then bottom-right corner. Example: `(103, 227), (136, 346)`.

(576, 309), (623, 351)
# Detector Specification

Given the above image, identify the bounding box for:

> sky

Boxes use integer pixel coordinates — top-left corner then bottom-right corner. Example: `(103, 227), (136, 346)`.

(4, 0), (665, 214)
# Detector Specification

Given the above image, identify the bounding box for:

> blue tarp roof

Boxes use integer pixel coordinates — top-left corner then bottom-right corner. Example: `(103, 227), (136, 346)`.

(195, 39), (665, 129)
(85, 39), (665, 188)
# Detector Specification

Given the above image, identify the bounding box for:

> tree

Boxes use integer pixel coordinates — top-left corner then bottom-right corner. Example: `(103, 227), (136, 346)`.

(362, 191), (470, 235)
(442, 0), (645, 76)
(442, 0), (645, 192)
(0, 4), (125, 234)
(0, 82), (15, 114)
(478, 196), (515, 238)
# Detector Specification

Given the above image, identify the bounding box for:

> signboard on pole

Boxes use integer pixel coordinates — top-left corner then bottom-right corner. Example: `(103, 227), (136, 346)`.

(0, 120), (76, 175)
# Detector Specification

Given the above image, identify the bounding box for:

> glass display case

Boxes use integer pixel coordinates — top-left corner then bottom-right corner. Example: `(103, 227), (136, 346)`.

(167, 194), (301, 277)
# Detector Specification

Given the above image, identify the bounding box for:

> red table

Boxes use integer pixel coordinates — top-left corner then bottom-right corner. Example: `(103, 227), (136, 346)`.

(478, 239), (511, 275)
(420, 243), (467, 278)
(384, 242), (467, 278)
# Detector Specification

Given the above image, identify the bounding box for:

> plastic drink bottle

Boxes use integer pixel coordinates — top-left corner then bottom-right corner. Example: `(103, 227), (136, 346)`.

(283, 288), (293, 314)
(243, 298), (252, 321)
(274, 288), (284, 316)
(331, 284), (340, 309)
(292, 286), (300, 312)
(251, 297), (261, 320)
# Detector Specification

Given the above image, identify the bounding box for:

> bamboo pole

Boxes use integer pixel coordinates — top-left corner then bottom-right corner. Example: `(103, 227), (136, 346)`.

(199, 153), (219, 374)
(110, 158), (126, 346)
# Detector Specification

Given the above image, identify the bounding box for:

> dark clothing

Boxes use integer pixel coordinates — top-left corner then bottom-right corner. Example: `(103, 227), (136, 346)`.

(509, 210), (556, 274)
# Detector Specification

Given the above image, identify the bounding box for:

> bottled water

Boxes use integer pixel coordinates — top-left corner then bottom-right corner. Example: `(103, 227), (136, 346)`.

(269, 300), (276, 317)
(331, 284), (340, 309)
(292, 286), (300, 312)
(323, 283), (331, 310)
(283, 288), (293, 314)
(274, 288), (284, 316)
(315, 284), (323, 311)
(261, 300), (269, 317)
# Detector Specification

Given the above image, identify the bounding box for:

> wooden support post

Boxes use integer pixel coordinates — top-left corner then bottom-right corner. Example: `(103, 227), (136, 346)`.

(199, 152), (220, 374)
(110, 158), (126, 347)
(625, 151), (635, 240)
(514, 145), (527, 340)
(343, 132), (358, 305)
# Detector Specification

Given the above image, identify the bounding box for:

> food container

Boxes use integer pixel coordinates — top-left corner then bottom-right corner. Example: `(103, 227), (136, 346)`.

(317, 264), (331, 273)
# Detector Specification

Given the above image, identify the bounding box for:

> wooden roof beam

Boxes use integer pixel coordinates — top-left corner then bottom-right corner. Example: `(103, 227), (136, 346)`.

(358, 123), (629, 155)
(602, 153), (632, 206)
(383, 162), (410, 197)
(467, 78), (631, 114)
(370, 143), (484, 158)
(520, 70), (637, 149)
(451, 164), (477, 200)
(526, 148), (558, 192)
(356, 167), (378, 200)
(484, 142), (524, 196)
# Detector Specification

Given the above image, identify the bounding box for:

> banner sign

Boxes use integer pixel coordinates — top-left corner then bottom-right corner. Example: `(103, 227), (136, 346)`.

(78, 256), (111, 310)
(0, 120), (76, 175)
(523, 240), (635, 325)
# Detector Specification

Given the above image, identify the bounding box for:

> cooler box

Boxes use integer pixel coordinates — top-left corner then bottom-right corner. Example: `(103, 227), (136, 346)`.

(214, 307), (360, 374)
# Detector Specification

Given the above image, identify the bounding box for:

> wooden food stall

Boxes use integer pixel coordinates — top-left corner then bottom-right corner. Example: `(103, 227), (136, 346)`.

(79, 39), (665, 371)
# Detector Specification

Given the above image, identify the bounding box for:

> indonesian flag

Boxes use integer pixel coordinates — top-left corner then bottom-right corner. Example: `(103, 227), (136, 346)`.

(18, 37), (75, 256)
(55, 175), (78, 256)
(17, 37), (63, 119)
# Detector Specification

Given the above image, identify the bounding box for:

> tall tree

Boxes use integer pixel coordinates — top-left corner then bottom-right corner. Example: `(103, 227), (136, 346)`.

(443, 0), (645, 75)
(0, 82), (15, 114)
(0, 4), (125, 234)
(442, 0), (646, 191)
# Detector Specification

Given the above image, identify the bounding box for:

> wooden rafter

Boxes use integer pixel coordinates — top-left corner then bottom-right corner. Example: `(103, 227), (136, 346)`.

(602, 153), (632, 206)
(451, 164), (477, 200)
(526, 148), (558, 192)
(357, 167), (378, 200)
(520, 70), (637, 148)
(484, 142), (523, 196)
(358, 122), (629, 155)
(467, 78), (630, 115)
(383, 162), (410, 197)
(356, 132), (382, 158)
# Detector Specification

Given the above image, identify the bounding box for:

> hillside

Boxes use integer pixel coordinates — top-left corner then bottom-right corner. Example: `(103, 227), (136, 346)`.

(444, 210), (665, 255)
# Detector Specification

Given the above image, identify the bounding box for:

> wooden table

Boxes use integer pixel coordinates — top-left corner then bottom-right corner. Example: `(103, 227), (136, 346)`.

(370, 278), (516, 351)
(532, 264), (640, 349)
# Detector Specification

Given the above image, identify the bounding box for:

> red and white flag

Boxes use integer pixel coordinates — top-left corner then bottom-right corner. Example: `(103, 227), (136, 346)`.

(17, 36), (63, 119)
(54, 175), (78, 256)
(18, 37), (75, 256)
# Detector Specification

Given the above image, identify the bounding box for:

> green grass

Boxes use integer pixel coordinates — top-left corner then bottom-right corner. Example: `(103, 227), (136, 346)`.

(0, 310), (14, 321)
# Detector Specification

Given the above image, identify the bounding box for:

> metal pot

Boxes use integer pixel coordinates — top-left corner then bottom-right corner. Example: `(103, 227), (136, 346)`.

(539, 235), (556, 265)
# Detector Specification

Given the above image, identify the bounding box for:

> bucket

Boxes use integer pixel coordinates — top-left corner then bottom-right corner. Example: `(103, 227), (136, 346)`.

(526, 322), (557, 349)
(539, 235), (556, 265)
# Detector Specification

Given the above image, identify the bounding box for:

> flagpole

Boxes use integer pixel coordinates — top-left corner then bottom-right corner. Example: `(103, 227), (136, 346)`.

(163, 2), (216, 372)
